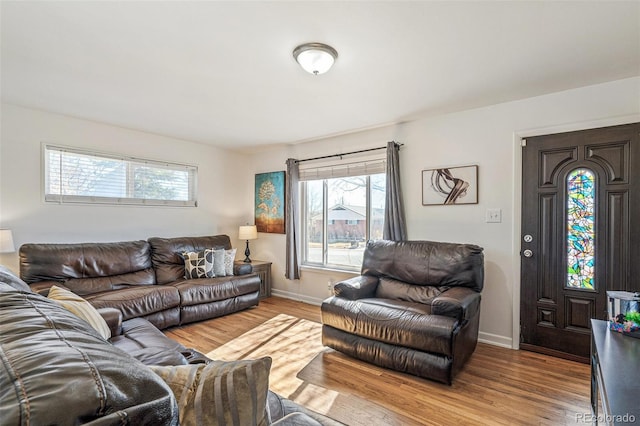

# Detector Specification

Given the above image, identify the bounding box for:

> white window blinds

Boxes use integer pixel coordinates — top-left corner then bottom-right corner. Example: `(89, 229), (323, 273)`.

(44, 145), (198, 207)
(298, 154), (386, 181)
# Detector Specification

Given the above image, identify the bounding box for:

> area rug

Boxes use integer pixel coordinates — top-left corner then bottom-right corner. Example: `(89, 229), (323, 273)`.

(205, 314), (436, 425)
(206, 314), (338, 408)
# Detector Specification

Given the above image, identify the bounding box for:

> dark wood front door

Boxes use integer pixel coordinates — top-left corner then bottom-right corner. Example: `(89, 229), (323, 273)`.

(520, 122), (640, 362)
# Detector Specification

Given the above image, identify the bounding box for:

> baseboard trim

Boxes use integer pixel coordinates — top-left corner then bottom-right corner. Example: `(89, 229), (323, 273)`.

(520, 343), (589, 364)
(271, 289), (325, 306)
(478, 332), (513, 349)
(272, 290), (515, 349)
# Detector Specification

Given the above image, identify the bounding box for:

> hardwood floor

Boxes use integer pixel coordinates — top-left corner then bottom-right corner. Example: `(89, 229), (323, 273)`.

(165, 297), (592, 426)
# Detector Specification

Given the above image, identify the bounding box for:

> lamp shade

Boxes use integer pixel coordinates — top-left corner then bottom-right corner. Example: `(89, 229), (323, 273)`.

(293, 43), (338, 75)
(0, 229), (15, 253)
(239, 225), (258, 240)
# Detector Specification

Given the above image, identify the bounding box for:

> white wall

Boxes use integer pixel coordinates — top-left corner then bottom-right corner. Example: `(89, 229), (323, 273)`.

(247, 76), (640, 348)
(2, 77), (638, 348)
(0, 104), (254, 272)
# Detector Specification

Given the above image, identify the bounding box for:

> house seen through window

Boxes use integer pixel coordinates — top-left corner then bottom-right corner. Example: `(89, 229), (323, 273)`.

(301, 169), (386, 271)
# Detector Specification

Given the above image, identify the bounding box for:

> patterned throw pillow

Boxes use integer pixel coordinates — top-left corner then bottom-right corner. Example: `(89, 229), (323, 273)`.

(150, 357), (272, 426)
(47, 285), (111, 340)
(212, 249), (226, 277)
(225, 248), (237, 276)
(182, 249), (215, 279)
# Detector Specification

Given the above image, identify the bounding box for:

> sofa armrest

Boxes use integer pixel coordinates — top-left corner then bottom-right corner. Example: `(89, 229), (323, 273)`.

(333, 276), (379, 300)
(234, 263), (253, 275)
(97, 307), (123, 337)
(268, 391), (345, 426)
(29, 281), (64, 296)
(432, 287), (481, 322)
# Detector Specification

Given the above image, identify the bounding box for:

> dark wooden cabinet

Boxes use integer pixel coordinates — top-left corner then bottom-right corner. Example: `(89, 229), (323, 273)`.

(236, 260), (271, 299)
(590, 319), (639, 425)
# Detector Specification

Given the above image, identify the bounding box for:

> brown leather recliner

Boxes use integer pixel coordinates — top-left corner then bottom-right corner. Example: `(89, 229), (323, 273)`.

(321, 239), (484, 385)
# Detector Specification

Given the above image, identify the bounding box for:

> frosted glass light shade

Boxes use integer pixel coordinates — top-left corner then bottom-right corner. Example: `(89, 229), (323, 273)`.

(293, 43), (338, 75)
(238, 225), (258, 240)
(0, 229), (15, 253)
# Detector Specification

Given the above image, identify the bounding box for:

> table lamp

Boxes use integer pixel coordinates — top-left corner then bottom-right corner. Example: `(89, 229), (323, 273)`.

(238, 225), (258, 263)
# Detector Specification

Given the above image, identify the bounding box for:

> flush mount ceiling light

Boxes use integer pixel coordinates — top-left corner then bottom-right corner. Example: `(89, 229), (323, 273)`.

(293, 42), (338, 75)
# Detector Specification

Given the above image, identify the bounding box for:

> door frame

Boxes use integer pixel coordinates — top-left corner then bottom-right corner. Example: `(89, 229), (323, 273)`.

(510, 114), (639, 350)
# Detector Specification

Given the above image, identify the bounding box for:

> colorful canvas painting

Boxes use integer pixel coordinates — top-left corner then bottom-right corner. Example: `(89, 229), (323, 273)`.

(255, 171), (285, 234)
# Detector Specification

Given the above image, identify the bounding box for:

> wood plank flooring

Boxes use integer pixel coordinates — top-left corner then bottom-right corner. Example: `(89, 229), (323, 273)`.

(165, 297), (592, 426)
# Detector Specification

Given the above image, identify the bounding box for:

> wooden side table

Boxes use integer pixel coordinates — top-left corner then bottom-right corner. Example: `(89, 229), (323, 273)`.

(236, 259), (272, 299)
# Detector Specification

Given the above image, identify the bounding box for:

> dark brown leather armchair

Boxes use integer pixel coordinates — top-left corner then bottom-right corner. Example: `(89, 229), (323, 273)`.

(321, 239), (484, 384)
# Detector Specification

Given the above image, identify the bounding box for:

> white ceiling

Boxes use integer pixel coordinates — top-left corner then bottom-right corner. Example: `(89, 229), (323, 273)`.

(1, 1), (639, 150)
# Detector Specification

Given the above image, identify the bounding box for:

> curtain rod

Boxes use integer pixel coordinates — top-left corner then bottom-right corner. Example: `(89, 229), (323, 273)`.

(294, 142), (403, 164)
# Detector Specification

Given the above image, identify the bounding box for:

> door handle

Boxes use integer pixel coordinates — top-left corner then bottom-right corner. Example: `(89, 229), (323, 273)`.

(523, 249), (533, 258)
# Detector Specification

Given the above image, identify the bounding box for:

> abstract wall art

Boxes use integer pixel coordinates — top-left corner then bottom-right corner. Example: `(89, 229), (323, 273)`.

(422, 165), (478, 205)
(255, 171), (286, 234)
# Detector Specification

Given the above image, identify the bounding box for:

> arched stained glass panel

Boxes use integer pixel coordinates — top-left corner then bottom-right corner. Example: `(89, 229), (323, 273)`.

(566, 168), (595, 290)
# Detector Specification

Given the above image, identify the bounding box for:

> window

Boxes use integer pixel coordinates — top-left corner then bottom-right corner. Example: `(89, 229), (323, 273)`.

(566, 168), (595, 290)
(44, 145), (197, 206)
(300, 158), (386, 271)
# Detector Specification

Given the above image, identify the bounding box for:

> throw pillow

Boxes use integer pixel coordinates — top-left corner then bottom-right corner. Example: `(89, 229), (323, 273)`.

(212, 249), (226, 277)
(183, 249), (215, 279)
(47, 285), (111, 340)
(224, 248), (237, 276)
(150, 357), (272, 426)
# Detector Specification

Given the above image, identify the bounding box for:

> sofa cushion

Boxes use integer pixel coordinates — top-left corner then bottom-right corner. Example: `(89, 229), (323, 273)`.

(48, 285), (111, 340)
(0, 283), (179, 425)
(361, 240), (484, 292)
(182, 249), (215, 279)
(149, 235), (232, 284)
(321, 296), (458, 356)
(19, 240), (156, 295)
(212, 249), (227, 277)
(375, 277), (443, 304)
(85, 285), (181, 320)
(225, 248), (237, 276)
(109, 317), (186, 359)
(150, 357), (272, 426)
(172, 275), (261, 307)
(0, 265), (32, 293)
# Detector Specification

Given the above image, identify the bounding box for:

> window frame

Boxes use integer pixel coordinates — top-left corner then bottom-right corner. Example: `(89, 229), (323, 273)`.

(300, 173), (384, 272)
(43, 144), (198, 207)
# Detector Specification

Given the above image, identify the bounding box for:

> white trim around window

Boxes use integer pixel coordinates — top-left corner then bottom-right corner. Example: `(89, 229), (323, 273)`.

(43, 144), (198, 207)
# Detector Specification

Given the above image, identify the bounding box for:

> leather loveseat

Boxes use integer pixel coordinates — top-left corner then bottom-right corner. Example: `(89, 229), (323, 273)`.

(321, 239), (484, 385)
(0, 266), (342, 425)
(18, 235), (261, 329)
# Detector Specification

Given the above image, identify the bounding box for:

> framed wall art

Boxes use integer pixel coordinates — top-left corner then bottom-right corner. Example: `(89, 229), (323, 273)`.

(422, 165), (478, 205)
(255, 171), (286, 234)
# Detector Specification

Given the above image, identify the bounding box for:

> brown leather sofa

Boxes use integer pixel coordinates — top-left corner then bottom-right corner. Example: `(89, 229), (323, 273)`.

(19, 235), (261, 329)
(0, 266), (342, 425)
(321, 239), (484, 385)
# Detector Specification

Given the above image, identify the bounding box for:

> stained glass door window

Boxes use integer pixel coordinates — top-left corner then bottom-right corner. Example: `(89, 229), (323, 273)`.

(566, 168), (595, 290)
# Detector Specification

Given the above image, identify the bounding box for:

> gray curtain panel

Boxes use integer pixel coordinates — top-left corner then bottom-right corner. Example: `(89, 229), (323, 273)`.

(285, 158), (301, 279)
(383, 141), (407, 241)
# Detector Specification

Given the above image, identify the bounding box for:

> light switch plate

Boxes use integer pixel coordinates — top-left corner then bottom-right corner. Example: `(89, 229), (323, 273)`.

(486, 208), (502, 223)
